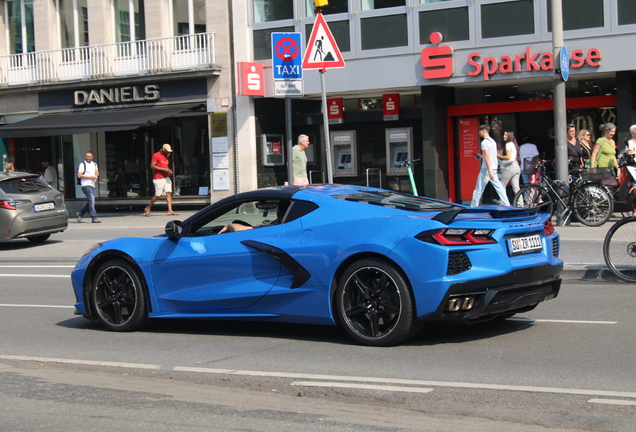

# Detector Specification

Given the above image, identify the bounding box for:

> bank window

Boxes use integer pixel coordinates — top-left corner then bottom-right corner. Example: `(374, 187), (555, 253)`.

(305, 0), (347, 16)
(420, 0), (452, 3)
(361, 14), (408, 50)
(172, 0), (206, 36)
(115, 0), (146, 43)
(618, 0), (636, 25)
(5, 0), (35, 54)
(419, 7), (469, 44)
(481, 0), (534, 39)
(254, 0), (293, 23)
(254, 26), (294, 59)
(547, 0), (603, 31)
(306, 20), (350, 52)
(58, 0), (89, 48)
(361, 0), (405, 11)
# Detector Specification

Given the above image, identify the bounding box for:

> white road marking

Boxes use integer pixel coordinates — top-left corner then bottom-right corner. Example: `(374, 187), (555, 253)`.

(0, 265), (75, 268)
(0, 274), (70, 278)
(290, 381), (433, 393)
(589, 398), (636, 406)
(0, 304), (74, 309)
(1, 355), (635, 399)
(508, 318), (617, 325)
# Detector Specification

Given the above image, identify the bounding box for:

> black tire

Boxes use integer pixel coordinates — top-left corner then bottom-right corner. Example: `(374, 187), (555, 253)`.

(336, 258), (417, 347)
(603, 217), (636, 283)
(513, 185), (554, 215)
(92, 259), (148, 331)
(573, 184), (613, 227)
(26, 234), (51, 243)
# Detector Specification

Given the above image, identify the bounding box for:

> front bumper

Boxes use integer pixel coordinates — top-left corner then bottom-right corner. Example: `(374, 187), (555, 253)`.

(428, 263), (562, 322)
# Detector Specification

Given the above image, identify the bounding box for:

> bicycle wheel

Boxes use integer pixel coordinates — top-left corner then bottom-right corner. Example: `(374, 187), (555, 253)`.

(573, 184), (614, 227)
(512, 185), (554, 215)
(603, 217), (636, 282)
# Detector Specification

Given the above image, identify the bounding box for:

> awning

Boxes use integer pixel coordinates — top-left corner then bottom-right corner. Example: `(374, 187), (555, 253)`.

(0, 104), (201, 138)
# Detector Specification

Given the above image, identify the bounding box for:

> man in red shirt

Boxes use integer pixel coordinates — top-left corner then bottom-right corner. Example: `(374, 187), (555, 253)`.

(144, 144), (179, 216)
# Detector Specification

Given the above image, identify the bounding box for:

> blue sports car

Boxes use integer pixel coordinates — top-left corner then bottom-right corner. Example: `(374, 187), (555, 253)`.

(71, 185), (562, 346)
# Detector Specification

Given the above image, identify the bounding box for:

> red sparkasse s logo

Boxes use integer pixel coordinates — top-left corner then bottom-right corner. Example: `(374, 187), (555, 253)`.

(421, 32), (454, 79)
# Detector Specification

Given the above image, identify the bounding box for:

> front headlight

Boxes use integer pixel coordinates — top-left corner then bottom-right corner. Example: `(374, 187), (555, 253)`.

(82, 242), (103, 257)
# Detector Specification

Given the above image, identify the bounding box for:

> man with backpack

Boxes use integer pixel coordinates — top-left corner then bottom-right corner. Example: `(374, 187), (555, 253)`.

(470, 124), (510, 207)
(76, 151), (101, 223)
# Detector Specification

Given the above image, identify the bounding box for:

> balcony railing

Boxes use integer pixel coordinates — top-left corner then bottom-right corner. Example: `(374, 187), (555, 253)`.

(0, 32), (216, 87)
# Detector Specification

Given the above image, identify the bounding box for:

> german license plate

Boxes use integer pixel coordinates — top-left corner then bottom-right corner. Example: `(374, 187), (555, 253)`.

(508, 234), (542, 255)
(34, 202), (55, 212)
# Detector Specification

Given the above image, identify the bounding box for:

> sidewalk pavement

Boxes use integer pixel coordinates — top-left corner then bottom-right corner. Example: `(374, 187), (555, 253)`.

(63, 208), (622, 281)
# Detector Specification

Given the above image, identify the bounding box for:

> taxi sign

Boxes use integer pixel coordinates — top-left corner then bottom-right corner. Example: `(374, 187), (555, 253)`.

(272, 33), (303, 79)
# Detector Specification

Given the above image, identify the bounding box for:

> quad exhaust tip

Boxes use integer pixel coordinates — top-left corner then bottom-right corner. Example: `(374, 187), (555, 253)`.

(446, 296), (475, 312)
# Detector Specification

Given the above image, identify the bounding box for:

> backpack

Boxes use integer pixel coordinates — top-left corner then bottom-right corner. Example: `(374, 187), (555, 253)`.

(77, 162), (86, 185)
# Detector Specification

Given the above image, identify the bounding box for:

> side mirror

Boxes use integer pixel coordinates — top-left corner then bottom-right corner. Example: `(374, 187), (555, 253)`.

(165, 220), (183, 240)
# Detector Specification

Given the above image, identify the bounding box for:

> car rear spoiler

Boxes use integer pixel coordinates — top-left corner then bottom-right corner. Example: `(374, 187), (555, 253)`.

(432, 203), (552, 225)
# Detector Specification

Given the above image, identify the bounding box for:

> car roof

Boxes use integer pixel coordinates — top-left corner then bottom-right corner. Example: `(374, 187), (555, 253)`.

(0, 172), (38, 182)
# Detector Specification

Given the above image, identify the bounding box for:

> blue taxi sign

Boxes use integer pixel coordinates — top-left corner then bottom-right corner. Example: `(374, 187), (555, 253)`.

(271, 33), (303, 80)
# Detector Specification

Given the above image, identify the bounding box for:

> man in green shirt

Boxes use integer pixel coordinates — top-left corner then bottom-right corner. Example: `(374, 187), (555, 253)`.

(293, 134), (310, 185)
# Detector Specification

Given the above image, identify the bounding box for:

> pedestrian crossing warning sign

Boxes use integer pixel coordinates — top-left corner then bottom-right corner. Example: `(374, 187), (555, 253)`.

(302, 13), (345, 70)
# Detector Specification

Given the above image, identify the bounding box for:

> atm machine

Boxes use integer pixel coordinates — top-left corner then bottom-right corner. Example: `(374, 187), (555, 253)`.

(386, 127), (413, 175)
(330, 130), (357, 177)
(262, 134), (285, 166)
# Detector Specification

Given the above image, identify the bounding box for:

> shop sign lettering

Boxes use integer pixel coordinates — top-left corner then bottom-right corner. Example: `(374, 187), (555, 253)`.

(74, 85), (160, 106)
(421, 32), (601, 82)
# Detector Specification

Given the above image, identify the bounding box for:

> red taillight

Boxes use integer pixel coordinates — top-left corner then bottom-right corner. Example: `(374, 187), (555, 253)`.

(544, 218), (554, 236)
(430, 229), (496, 246)
(0, 200), (31, 210)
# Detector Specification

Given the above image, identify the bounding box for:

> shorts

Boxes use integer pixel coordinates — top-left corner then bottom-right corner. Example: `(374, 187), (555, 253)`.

(293, 176), (309, 186)
(153, 177), (172, 196)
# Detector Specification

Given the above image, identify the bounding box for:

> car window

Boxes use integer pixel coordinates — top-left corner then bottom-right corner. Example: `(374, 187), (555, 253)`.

(189, 199), (291, 237)
(333, 190), (459, 212)
(0, 177), (51, 194)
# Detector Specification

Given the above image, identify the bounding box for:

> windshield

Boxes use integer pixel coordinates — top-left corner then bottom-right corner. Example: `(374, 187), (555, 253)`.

(333, 190), (460, 212)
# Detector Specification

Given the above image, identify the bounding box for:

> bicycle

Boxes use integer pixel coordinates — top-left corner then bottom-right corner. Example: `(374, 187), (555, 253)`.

(603, 216), (636, 282)
(395, 159), (420, 196)
(512, 160), (614, 227)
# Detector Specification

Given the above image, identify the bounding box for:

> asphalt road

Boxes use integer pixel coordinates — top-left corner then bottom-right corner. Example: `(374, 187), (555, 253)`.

(1, 215), (635, 431)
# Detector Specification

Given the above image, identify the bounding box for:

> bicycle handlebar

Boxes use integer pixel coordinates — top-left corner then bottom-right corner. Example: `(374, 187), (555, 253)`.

(394, 159), (420, 168)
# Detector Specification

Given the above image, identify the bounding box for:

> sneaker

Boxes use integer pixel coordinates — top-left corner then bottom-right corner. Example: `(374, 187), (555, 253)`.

(92, 218), (102, 224)
(76, 212), (82, 223)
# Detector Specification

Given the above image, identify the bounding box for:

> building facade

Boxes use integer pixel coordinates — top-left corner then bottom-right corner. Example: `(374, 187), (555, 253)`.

(0, 0), (241, 208)
(232, 0), (636, 203)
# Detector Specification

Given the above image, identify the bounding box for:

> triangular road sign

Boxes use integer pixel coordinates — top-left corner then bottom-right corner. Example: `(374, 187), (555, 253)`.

(302, 13), (345, 70)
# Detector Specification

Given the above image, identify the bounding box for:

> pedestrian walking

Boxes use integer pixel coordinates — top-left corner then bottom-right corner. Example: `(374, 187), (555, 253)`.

(470, 124), (510, 207)
(292, 134), (310, 186)
(144, 144), (179, 216)
(76, 151), (101, 223)
(497, 131), (521, 199)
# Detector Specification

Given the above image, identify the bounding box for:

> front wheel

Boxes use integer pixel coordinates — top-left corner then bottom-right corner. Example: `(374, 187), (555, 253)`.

(603, 217), (636, 282)
(573, 184), (613, 227)
(91, 259), (148, 331)
(513, 185), (554, 215)
(336, 258), (417, 347)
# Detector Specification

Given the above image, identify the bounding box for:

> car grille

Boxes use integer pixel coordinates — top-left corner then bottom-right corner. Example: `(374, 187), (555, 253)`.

(447, 252), (472, 276)
(551, 237), (559, 257)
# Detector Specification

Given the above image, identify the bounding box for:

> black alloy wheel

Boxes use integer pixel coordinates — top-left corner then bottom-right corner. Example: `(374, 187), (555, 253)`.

(26, 234), (51, 243)
(337, 258), (418, 347)
(92, 259), (148, 331)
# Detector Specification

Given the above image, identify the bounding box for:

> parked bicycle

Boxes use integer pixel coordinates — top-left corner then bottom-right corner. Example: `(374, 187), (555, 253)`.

(603, 216), (636, 282)
(512, 160), (614, 227)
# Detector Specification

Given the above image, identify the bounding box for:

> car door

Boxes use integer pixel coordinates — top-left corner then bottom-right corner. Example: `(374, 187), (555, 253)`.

(149, 199), (288, 313)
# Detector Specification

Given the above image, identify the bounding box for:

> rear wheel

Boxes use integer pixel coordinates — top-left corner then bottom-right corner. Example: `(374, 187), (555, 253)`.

(603, 217), (636, 282)
(91, 259), (148, 331)
(337, 258), (417, 347)
(513, 185), (554, 215)
(573, 184), (613, 227)
(26, 234), (50, 243)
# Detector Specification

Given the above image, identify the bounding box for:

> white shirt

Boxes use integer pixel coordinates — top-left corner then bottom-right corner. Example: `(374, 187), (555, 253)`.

(78, 160), (98, 187)
(519, 143), (540, 172)
(503, 141), (518, 165)
(480, 137), (498, 172)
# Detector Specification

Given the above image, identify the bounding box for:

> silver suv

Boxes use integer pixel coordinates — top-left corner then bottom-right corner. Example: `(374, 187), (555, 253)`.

(0, 172), (68, 243)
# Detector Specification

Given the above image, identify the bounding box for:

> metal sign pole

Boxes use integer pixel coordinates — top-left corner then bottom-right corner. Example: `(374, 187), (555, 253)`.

(552, 0), (568, 225)
(320, 69), (333, 184)
(286, 96), (293, 185)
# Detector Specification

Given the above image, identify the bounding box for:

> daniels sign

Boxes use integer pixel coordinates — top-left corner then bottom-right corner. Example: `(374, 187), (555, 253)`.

(421, 32), (601, 81)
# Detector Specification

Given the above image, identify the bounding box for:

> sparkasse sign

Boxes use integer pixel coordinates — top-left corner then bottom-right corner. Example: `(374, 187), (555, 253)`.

(420, 33), (601, 82)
